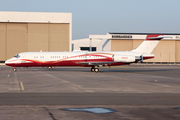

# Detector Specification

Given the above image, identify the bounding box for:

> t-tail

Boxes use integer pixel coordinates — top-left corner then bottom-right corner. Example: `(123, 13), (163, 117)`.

(132, 34), (171, 54)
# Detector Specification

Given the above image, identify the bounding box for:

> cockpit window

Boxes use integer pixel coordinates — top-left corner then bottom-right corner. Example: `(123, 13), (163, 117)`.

(14, 54), (20, 58)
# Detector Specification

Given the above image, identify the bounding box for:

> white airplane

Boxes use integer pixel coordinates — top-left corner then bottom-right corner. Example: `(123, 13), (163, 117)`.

(5, 34), (169, 72)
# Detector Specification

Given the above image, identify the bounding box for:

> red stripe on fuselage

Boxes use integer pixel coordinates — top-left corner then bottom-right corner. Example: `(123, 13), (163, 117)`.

(5, 58), (114, 67)
(5, 61), (128, 67)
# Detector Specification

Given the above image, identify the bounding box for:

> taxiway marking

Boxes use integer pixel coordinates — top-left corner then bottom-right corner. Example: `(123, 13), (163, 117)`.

(20, 82), (24, 90)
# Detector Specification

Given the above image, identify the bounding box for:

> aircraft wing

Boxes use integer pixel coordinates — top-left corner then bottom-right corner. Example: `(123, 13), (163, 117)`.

(77, 62), (115, 66)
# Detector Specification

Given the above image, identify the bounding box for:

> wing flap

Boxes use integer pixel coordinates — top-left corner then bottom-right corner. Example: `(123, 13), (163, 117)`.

(77, 62), (114, 66)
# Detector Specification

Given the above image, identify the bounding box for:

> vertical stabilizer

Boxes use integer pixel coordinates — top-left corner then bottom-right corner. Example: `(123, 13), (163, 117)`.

(132, 34), (164, 54)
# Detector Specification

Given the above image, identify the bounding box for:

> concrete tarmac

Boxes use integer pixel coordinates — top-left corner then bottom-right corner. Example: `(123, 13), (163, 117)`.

(0, 65), (180, 120)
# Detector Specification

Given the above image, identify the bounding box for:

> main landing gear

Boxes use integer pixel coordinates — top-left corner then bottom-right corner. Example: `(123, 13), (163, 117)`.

(91, 66), (99, 73)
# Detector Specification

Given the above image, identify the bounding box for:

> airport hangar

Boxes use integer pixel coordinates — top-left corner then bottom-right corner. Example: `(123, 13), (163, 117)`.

(0, 11), (72, 62)
(72, 33), (180, 63)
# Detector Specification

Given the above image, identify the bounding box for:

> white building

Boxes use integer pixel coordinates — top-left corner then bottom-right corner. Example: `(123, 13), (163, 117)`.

(72, 33), (112, 51)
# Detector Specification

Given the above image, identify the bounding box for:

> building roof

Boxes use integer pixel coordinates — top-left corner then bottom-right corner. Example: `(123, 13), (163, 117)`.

(0, 11), (72, 23)
(109, 32), (180, 35)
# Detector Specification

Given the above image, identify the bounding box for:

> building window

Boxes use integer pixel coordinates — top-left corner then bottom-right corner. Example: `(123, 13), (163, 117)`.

(80, 47), (96, 51)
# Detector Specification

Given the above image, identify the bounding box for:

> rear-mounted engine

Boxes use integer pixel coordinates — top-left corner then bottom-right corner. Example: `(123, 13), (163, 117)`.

(113, 54), (136, 63)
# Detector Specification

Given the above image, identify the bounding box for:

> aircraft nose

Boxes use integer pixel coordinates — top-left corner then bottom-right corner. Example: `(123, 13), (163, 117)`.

(5, 58), (15, 66)
(5, 59), (10, 65)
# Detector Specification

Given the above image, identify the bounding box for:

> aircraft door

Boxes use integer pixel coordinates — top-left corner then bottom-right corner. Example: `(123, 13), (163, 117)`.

(85, 52), (88, 62)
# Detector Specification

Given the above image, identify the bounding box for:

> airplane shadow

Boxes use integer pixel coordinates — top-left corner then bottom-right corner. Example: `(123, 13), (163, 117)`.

(18, 67), (175, 73)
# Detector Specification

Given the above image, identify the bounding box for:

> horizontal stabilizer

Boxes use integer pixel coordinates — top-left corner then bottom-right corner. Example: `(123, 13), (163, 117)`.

(133, 34), (173, 54)
(147, 36), (172, 40)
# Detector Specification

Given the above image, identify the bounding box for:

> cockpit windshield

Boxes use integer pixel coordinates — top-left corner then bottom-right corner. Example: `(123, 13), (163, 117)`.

(14, 54), (20, 58)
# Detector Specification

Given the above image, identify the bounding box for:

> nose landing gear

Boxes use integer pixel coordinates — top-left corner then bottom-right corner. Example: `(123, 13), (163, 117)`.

(13, 67), (17, 72)
(48, 66), (53, 70)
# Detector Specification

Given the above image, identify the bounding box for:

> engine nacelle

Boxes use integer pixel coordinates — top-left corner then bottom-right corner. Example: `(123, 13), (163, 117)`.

(113, 54), (136, 63)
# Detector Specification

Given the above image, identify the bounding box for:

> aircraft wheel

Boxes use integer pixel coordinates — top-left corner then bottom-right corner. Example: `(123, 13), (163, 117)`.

(13, 69), (17, 72)
(94, 68), (99, 73)
(48, 67), (53, 70)
(91, 68), (95, 72)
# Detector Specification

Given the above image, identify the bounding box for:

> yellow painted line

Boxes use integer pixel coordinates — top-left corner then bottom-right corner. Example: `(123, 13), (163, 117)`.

(7, 74), (10, 78)
(20, 82), (24, 90)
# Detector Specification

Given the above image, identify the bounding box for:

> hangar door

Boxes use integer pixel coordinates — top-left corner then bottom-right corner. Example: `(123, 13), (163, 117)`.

(0, 23), (70, 61)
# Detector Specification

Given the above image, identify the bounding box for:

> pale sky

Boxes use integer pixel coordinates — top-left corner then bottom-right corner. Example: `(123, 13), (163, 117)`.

(0, 0), (180, 39)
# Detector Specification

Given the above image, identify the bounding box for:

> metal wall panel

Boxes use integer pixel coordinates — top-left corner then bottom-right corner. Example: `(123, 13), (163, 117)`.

(49, 23), (69, 51)
(111, 40), (133, 51)
(111, 39), (176, 62)
(133, 40), (143, 49)
(28, 23), (49, 52)
(0, 23), (70, 61)
(144, 40), (175, 62)
(0, 23), (6, 61)
(6, 23), (28, 59)
(175, 41), (180, 62)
